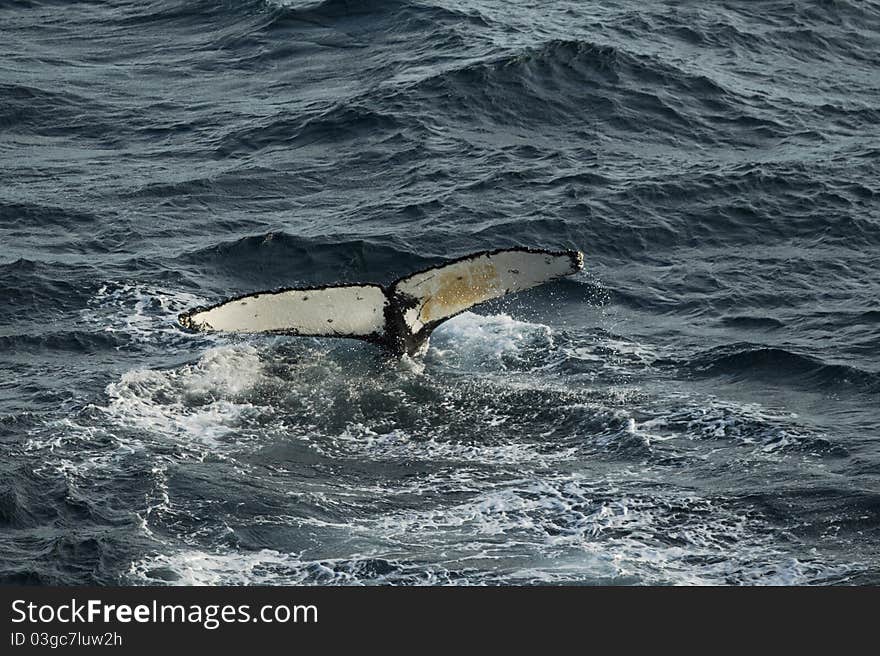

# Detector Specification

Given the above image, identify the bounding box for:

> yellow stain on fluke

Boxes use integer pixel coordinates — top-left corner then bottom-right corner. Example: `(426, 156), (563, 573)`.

(419, 261), (500, 324)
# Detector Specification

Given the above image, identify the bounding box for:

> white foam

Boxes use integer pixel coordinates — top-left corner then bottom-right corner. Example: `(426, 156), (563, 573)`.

(128, 549), (466, 586)
(102, 344), (265, 448)
(312, 421), (578, 466)
(562, 334), (662, 380)
(24, 343), (269, 495)
(632, 395), (826, 455)
(358, 473), (852, 585)
(79, 282), (214, 348)
(125, 470), (854, 586)
(426, 312), (554, 368)
(130, 549), (303, 586)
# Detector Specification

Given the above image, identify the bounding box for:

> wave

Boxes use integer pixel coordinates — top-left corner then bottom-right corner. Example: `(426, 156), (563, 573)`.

(109, 0), (489, 45)
(632, 396), (848, 457)
(651, 7), (880, 66)
(613, 163), (880, 248)
(744, 485), (880, 541)
(0, 414), (38, 443)
(177, 231), (431, 286)
(0, 82), (113, 139)
(687, 344), (880, 394)
(113, 0), (269, 25)
(268, 0), (491, 29)
(0, 479), (35, 530)
(719, 316), (786, 330)
(0, 463), (106, 531)
(0, 200), (99, 228)
(0, 533), (123, 585)
(0, 331), (124, 354)
(211, 35), (769, 158)
(0, 461), (131, 585)
(0, 82), (69, 125)
(0, 259), (94, 320)
(214, 104), (405, 158)
(389, 38), (756, 140)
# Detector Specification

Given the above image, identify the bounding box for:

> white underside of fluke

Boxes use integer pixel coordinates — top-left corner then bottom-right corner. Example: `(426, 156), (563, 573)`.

(180, 285), (387, 337)
(179, 248), (583, 354)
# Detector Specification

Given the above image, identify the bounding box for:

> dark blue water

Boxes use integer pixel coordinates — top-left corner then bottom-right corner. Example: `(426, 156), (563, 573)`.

(2, 0), (879, 585)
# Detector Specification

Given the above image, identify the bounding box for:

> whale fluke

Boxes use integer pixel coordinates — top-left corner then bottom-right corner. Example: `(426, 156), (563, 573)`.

(179, 247), (583, 356)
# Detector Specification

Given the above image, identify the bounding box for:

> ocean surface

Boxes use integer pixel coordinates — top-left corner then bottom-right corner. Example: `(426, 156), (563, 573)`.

(2, 0), (879, 585)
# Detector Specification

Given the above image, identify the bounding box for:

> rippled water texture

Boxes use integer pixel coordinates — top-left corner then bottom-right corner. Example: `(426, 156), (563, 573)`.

(2, 0), (879, 585)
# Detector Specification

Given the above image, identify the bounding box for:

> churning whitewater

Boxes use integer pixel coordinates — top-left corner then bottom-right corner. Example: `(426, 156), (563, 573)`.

(1, 0), (879, 585)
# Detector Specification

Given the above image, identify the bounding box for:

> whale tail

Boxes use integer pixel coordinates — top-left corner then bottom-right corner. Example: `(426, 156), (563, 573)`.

(179, 247), (583, 356)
